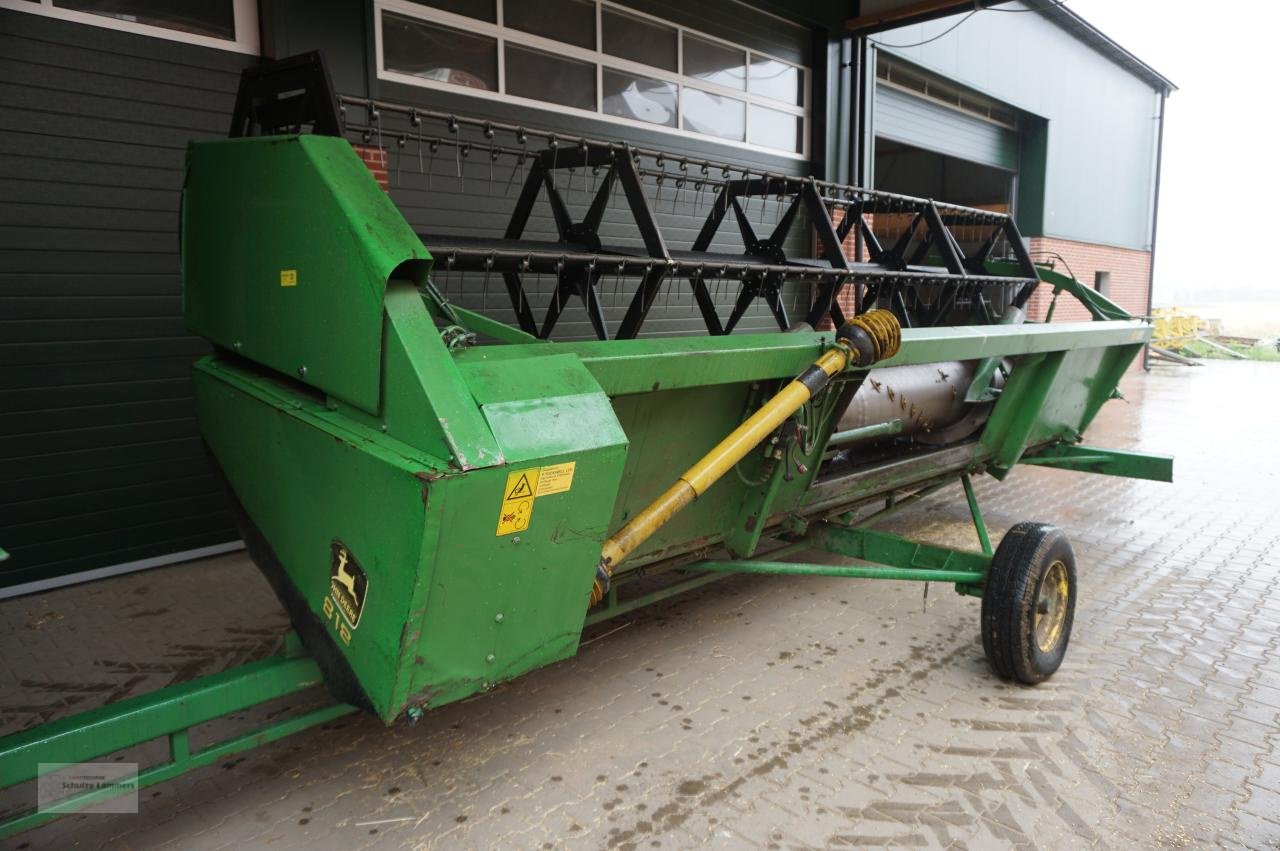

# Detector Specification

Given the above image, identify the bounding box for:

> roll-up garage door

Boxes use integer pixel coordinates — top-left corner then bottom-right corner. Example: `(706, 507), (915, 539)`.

(874, 83), (1019, 172)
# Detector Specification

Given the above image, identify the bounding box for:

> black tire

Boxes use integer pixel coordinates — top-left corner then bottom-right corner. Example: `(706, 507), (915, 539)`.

(981, 522), (1076, 684)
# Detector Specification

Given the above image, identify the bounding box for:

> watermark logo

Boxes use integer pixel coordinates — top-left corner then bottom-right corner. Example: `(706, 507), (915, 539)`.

(37, 762), (139, 814)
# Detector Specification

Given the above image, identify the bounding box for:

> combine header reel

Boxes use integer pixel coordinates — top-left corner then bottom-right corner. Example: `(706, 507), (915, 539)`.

(0, 53), (1171, 835)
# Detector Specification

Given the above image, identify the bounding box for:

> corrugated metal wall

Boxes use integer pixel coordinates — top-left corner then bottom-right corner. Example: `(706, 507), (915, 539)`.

(873, 6), (1163, 250)
(0, 10), (255, 590)
(873, 83), (1018, 171)
(0, 1), (819, 591)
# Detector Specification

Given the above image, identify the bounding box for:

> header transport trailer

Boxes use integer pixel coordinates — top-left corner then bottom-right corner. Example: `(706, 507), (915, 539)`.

(0, 54), (1171, 835)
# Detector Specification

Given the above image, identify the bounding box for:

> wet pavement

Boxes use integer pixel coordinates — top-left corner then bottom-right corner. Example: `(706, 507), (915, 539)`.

(2, 359), (1279, 850)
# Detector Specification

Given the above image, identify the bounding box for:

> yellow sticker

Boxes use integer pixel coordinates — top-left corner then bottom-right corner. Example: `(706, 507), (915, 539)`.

(280, 269), (298, 287)
(496, 467), (540, 536)
(536, 461), (576, 496)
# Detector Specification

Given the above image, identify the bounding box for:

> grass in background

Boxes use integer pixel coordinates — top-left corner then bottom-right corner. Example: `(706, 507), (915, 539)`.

(1178, 339), (1280, 362)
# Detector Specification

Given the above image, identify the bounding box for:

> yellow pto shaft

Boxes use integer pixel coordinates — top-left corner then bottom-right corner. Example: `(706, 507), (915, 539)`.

(590, 309), (901, 606)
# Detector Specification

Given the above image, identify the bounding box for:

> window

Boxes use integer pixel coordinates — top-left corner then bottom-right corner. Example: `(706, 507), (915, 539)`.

(1, 0), (258, 53)
(1094, 271), (1112, 297)
(375, 0), (810, 157)
(505, 44), (596, 111)
(601, 6), (676, 73)
(683, 34), (746, 90)
(383, 12), (497, 91)
(877, 57), (1017, 129)
(603, 69), (676, 127)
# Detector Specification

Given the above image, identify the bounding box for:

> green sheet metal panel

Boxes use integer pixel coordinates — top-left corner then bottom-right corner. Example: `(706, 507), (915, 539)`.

(182, 134), (432, 415)
(196, 349), (630, 721)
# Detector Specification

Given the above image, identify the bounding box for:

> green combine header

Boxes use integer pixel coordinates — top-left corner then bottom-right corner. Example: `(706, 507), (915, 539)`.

(0, 54), (1171, 836)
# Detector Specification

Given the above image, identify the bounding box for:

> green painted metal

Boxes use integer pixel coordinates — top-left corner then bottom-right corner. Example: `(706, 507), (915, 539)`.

(688, 559), (986, 584)
(810, 523), (992, 578)
(1021, 443), (1174, 482)
(0, 639), (356, 840)
(455, 319), (1153, 397)
(829, 419), (903, 446)
(180, 136), (1160, 729)
(183, 135), (432, 415)
(961, 474), (994, 556)
(584, 572), (729, 626)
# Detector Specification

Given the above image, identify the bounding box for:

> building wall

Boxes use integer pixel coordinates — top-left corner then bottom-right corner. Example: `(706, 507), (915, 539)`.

(872, 4), (1163, 252)
(0, 9), (255, 589)
(1024, 236), (1151, 323)
(363, 0), (819, 341)
(0, 0), (824, 590)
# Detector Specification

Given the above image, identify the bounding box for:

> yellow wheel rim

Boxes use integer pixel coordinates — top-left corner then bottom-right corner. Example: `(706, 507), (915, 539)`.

(1034, 560), (1069, 653)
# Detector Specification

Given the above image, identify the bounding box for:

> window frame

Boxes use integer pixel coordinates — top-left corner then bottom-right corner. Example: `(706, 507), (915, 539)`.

(374, 0), (810, 159)
(0, 0), (259, 54)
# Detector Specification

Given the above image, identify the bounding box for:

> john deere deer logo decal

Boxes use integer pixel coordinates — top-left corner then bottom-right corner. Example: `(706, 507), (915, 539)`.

(328, 541), (368, 629)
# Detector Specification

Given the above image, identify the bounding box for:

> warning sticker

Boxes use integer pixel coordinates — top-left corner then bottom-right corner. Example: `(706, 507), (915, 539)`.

(280, 269), (298, 287)
(536, 461), (576, 496)
(496, 467), (541, 536)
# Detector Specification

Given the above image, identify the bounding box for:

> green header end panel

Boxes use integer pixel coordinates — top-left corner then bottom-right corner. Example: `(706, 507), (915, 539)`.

(979, 326), (1149, 477)
(400, 356), (630, 711)
(182, 134), (431, 414)
(192, 359), (440, 722)
(195, 346), (628, 722)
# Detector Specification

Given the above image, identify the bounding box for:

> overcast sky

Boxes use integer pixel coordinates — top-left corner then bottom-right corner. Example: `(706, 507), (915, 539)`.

(1064, 0), (1278, 304)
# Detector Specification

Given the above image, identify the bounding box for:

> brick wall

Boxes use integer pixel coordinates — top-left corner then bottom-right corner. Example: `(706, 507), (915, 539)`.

(1024, 235), (1151, 322)
(352, 143), (389, 191)
(819, 208), (864, 327)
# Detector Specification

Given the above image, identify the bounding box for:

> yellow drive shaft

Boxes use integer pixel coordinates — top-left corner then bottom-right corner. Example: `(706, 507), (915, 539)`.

(590, 309), (901, 606)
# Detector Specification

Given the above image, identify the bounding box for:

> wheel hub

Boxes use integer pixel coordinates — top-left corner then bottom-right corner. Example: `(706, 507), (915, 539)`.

(1034, 560), (1070, 653)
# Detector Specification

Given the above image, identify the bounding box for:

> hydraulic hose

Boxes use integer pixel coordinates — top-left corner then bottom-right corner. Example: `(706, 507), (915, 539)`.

(590, 309), (901, 606)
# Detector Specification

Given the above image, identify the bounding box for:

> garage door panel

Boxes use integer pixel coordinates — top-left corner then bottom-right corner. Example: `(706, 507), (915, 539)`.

(875, 83), (1018, 171)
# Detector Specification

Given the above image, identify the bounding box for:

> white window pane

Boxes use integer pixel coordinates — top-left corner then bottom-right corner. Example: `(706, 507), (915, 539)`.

(683, 34), (746, 90)
(682, 89), (745, 141)
(603, 69), (676, 127)
(383, 11), (497, 91)
(505, 44), (596, 111)
(749, 57), (802, 106)
(54, 0), (235, 39)
(505, 0), (594, 50)
(602, 7), (677, 73)
(747, 104), (802, 153)
(405, 0), (495, 23)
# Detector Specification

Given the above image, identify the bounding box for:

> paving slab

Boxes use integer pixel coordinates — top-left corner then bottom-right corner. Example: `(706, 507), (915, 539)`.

(2, 360), (1279, 850)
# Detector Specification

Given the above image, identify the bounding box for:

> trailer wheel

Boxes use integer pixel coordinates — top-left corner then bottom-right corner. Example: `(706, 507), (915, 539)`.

(980, 522), (1076, 684)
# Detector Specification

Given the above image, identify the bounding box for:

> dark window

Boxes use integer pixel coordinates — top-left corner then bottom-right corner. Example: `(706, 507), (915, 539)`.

(602, 7), (677, 73)
(683, 34), (745, 90)
(405, 0), (495, 23)
(505, 0), (595, 49)
(383, 11), (498, 91)
(505, 44), (596, 111)
(54, 0), (236, 39)
(1095, 271), (1112, 296)
(603, 69), (676, 127)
